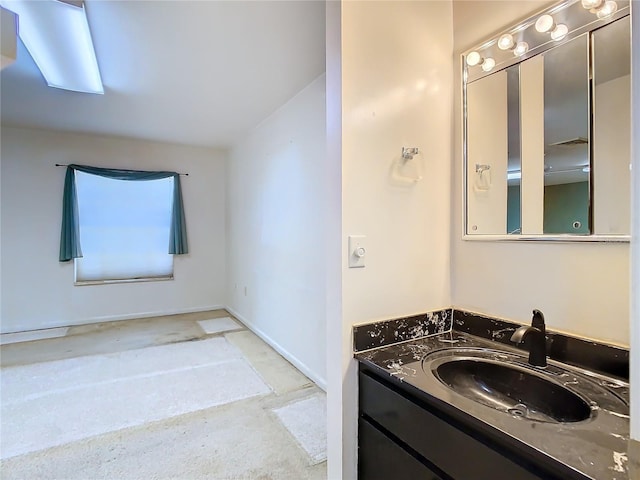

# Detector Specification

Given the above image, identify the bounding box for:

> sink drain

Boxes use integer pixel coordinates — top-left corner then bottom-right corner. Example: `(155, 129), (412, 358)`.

(507, 404), (528, 417)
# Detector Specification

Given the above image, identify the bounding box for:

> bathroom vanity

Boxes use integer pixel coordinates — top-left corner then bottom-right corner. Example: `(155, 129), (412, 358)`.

(354, 312), (629, 480)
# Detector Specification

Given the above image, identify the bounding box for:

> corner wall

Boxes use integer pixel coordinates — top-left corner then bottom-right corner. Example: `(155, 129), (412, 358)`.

(327, 1), (454, 477)
(451, 1), (630, 346)
(0, 126), (227, 333)
(226, 75), (327, 388)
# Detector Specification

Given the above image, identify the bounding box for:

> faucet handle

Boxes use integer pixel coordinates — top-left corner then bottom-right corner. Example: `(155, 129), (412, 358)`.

(510, 325), (534, 344)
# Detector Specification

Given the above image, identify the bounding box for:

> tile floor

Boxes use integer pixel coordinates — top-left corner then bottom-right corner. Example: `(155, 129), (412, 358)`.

(0, 310), (327, 479)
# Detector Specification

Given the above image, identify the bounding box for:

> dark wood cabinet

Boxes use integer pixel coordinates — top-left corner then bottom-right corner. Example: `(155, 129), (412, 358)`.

(358, 364), (574, 480)
(359, 416), (445, 480)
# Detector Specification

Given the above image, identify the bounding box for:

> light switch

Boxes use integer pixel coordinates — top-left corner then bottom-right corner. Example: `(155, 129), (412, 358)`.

(348, 235), (367, 268)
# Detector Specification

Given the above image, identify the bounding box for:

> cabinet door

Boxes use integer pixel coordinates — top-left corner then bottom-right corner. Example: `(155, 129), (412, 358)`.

(359, 370), (550, 480)
(358, 417), (445, 480)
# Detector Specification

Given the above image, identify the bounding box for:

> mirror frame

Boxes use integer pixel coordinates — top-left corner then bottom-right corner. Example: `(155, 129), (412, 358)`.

(462, 0), (631, 242)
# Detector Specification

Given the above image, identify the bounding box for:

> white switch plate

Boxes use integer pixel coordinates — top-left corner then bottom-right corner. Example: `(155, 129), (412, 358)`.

(348, 235), (367, 268)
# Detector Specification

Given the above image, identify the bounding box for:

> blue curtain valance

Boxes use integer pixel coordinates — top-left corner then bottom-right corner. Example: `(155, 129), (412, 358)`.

(59, 164), (188, 262)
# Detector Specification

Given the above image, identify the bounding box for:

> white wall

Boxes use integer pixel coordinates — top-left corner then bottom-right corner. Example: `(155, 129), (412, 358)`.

(629, 0), (639, 442)
(325, 2), (344, 478)
(327, 2), (454, 477)
(0, 126), (226, 333)
(451, 2), (630, 346)
(593, 74), (631, 235)
(519, 55), (545, 234)
(226, 75), (327, 388)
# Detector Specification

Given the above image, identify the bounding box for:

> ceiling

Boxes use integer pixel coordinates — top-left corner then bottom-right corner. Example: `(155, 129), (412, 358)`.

(0, 1), (326, 149)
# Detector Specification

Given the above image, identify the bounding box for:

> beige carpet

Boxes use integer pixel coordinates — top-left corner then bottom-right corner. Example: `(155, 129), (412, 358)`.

(0, 311), (326, 479)
(225, 330), (312, 395)
(1, 393), (327, 480)
(1, 338), (271, 459)
(273, 394), (327, 464)
(198, 317), (243, 335)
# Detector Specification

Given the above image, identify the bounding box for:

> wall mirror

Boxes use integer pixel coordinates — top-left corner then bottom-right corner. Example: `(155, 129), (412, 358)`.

(463, 0), (630, 241)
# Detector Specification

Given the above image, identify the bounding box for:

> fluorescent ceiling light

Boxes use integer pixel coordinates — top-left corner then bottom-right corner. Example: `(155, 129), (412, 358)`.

(0, 0), (103, 94)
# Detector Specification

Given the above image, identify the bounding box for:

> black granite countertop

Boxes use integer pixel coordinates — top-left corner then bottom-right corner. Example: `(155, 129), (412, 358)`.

(355, 330), (630, 480)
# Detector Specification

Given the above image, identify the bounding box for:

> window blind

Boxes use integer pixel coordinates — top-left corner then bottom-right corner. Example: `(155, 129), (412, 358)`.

(74, 171), (174, 282)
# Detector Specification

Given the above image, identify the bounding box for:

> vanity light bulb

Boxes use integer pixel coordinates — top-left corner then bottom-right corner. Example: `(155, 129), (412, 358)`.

(550, 24), (569, 41)
(466, 51), (482, 66)
(596, 0), (618, 18)
(481, 58), (496, 72)
(535, 14), (555, 33)
(581, 0), (604, 10)
(513, 42), (529, 57)
(497, 34), (514, 50)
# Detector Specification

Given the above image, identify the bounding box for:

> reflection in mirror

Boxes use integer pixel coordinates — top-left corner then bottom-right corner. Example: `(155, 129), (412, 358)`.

(593, 16), (631, 235)
(542, 35), (590, 234)
(506, 66), (521, 235)
(466, 68), (508, 235)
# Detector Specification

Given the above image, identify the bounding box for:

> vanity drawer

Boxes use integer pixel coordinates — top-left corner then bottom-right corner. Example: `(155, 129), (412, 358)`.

(359, 370), (552, 480)
(358, 416), (444, 480)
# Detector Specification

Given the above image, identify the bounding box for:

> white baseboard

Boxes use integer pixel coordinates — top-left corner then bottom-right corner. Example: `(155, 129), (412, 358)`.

(0, 327), (70, 345)
(1, 305), (225, 335)
(79, 305), (226, 325)
(225, 306), (327, 392)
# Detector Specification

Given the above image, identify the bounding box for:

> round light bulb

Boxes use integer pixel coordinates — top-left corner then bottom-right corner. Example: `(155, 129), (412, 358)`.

(551, 23), (569, 42)
(550, 24), (569, 41)
(466, 51), (482, 66)
(582, 0), (604, 10)
(535, 14), (555, 33)
(481, 58), (495, 72)
(497, 34), (514, 50)
(596, 0), (618, 18)
(513, 41), (529, 57)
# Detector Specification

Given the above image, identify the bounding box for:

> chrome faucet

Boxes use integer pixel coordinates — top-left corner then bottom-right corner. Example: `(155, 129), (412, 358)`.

(510, 309), (547, 367)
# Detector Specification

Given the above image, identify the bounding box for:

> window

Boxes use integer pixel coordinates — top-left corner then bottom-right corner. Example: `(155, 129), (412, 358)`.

(74, 171), (175, 283)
